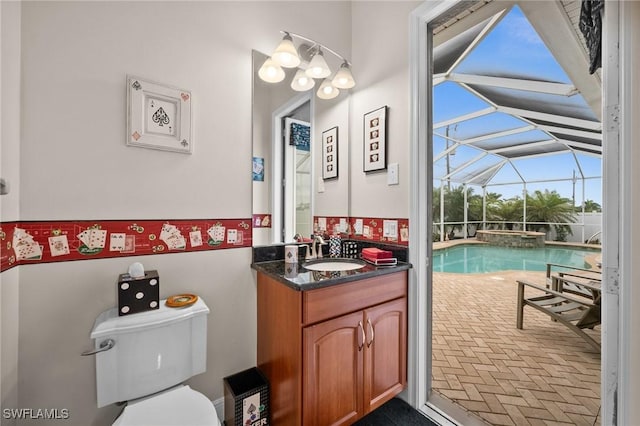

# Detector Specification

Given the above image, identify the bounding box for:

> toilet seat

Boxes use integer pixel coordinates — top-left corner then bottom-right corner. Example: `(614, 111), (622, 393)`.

(113, 385), (221, 426)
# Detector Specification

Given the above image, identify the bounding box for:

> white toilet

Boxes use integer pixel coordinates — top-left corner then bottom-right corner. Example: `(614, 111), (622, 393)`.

(88, 298), (221, 426)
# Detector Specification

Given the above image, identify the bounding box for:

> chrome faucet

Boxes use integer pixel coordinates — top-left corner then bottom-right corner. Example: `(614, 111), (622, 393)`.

(299, 244), (311, 261)
(310, 235), (326, 259)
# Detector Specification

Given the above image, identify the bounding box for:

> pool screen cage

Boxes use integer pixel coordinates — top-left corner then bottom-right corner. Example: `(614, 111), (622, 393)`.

(430, 2), (602, 244)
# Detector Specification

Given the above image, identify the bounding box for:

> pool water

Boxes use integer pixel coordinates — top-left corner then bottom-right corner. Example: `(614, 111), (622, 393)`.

(432, 244), (599, 273)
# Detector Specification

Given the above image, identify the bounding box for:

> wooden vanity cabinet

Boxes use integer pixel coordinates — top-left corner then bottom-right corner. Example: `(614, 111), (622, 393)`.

(257, 271), (407, 426)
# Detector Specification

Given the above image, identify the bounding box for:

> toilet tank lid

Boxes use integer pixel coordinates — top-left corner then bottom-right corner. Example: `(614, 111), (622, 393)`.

(90, 298), (209, 339)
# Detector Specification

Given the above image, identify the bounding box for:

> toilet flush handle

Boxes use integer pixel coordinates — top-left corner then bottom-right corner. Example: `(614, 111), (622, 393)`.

(81, 339), (115, 356)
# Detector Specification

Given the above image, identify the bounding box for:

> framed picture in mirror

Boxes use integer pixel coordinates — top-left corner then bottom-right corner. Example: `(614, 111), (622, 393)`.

(363, 106), (387, 172)
(322, 126), (339, 180)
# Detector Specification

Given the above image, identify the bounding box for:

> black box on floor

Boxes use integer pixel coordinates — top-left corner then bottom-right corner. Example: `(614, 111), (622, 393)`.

(223, 367), (269, 426)
(117, 270), (160, 316)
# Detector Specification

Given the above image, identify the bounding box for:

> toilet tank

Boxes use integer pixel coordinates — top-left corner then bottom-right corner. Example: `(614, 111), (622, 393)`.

(90, 298), (210, 407)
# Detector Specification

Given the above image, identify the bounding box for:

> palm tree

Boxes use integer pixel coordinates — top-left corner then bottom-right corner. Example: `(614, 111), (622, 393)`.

(476, 191), (503, 225)
(492, 197), (524, 230)
(434, 187), (508, 237)
(433, 185), (475, 239)
(432, 187), (442, 241)
(467, 191), (484, 222)
(580, 199), (602, 213)
(525, 190), (576, 240)
(432, 186), (443, 223)
(444, 186), (466, 226)
(433, 187), (579, 241)
(432, 186), (465, 239)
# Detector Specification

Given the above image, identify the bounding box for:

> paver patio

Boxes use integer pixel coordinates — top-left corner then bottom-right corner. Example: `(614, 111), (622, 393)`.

(432, 270), (601, 425)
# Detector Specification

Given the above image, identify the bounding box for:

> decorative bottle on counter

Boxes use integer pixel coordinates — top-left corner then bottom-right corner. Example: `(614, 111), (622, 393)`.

(329, 235), (342, 258)
(342, 241), (358, 259)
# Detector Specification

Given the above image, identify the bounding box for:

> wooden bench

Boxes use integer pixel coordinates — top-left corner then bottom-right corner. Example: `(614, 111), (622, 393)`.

(516, 276), (601, 352)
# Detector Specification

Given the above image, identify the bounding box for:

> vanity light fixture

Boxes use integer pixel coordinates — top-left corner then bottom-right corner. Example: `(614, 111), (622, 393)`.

(291, 69), (315, 91)
(317, 78), (340, 100)
(331, 61), (356, 89)
(272, 33), (301, 68)
(258, 57), (285, 83)
(305, 48), (331, 79)
(259, 31), (355, 99)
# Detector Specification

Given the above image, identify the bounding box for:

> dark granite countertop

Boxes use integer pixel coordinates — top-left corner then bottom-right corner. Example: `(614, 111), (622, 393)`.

(251, 259), (411, 291)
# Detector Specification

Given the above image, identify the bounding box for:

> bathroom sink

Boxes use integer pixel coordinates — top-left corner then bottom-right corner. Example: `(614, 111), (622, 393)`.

(302, 258), (367, 271)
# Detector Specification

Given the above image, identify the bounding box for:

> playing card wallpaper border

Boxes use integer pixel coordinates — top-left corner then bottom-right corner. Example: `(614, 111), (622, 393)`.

(313, 215), (409, 246)
(0, 218), (252, 272)
(0, 215), (411, 273)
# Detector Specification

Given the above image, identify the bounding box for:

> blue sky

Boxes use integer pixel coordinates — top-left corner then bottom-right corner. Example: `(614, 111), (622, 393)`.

(433, 6), (602, 205)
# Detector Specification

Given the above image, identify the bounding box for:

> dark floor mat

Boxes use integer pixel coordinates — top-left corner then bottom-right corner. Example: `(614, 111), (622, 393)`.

(352, 398), (438, 426)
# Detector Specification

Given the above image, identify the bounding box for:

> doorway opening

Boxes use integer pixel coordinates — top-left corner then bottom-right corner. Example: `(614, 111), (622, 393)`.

(271, 94), (313, 243)
(408, 1), (621, 425)
(284, 116), (312, 241)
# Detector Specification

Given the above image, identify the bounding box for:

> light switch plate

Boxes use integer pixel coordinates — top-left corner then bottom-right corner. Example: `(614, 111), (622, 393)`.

(383, 220), (399, 239)
(387, 163), (399, 185)
(317, 177), (325, 193)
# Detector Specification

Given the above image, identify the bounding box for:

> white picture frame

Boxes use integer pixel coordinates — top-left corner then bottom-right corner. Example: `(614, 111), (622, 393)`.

(126, 75), (193, 154)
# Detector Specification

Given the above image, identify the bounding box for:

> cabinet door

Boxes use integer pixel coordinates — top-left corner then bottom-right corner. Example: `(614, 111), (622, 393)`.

(363, 297), (407, 413)
(303, 311), (364, 426)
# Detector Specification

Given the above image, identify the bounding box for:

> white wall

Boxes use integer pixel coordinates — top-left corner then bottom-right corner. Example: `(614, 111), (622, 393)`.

(1, 1), (21, 424)
(349, 1), (420, 219)
(0, 0), (20, 223)
(13, 1), (351, 425)
(314, 96), (350, 217)
(0, 267), (18, 426)
(19, 1), (254, 220)
(18, 251), (255, 425)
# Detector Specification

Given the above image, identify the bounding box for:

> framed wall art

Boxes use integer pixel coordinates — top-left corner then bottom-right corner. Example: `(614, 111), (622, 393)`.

(252, 157), (265, 182)
(322, 126), (339, 180)
(363, 105), (387, 172)
(126, 75), (193, 154)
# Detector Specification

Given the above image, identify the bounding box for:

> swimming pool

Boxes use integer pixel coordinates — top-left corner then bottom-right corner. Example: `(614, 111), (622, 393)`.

(432, 244), (600, 273)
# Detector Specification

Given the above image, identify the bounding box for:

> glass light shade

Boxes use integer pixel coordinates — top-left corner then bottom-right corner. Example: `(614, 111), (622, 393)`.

(291, 69), (315, 91)
(258, 57), (285, 83)
(317, 79), (340, 100)
(331, 62), (356, 89)
(272, 35), (301, 68)
(305, 50), (331, 79)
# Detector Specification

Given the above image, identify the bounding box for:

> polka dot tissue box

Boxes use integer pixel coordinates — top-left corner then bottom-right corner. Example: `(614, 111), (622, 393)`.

(117, 268), (160, 316)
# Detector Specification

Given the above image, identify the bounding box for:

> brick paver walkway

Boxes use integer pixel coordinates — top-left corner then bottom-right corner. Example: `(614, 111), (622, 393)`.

(432, 270), (601, 425)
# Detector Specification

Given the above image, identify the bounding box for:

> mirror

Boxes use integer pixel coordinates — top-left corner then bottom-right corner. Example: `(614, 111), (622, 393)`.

(252, 50), (350, 246)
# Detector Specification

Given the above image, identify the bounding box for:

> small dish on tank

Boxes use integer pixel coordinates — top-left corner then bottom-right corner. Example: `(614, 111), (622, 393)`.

(166, 294), (199, 308)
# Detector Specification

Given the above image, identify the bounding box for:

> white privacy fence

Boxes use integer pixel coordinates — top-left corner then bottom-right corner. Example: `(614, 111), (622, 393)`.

(434, 212), (602, 244)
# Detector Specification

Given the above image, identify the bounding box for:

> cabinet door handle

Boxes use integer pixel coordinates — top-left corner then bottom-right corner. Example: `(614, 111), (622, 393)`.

(367, 318), (375, 347)
(358, 321), (365, 351)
